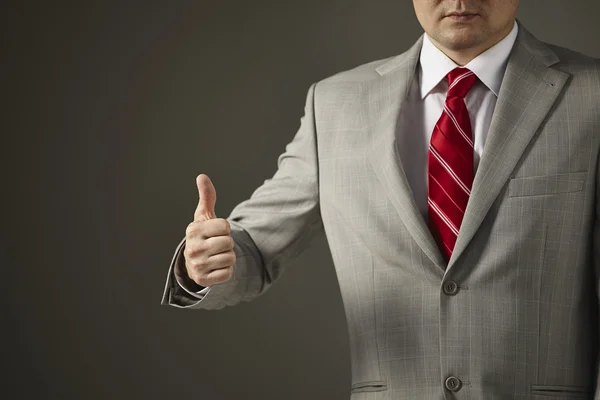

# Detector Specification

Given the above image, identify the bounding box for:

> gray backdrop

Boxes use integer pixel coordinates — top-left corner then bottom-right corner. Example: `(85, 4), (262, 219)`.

(3, 1), (600, 399)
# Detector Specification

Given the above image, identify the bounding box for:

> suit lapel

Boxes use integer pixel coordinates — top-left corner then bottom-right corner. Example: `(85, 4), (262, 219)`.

(447, 25), (570, 270)
(366, 36), (448, 272)
(364, 24), (571, 273)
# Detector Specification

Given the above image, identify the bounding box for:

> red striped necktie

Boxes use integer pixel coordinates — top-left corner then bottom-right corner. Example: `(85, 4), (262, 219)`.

(427, 67), (477, 264)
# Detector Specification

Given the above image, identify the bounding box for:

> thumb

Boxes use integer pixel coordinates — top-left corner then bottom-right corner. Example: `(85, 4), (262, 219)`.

(194, 174), (217, 221)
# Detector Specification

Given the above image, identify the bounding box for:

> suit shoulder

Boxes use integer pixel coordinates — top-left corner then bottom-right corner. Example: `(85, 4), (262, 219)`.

(312, 50), (408, 96)
(306, 56), (392, 103)
(309, 36), (423, 97)
(546, 42), (600, 74)
(318, 56), (393, 84)
(310, 51), (411, 104)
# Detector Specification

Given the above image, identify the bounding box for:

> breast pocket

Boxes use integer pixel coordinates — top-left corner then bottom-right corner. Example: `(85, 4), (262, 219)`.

(530, 384), (592, 398)
(350, 380), (387, 394)
(508, 171), (587, 198)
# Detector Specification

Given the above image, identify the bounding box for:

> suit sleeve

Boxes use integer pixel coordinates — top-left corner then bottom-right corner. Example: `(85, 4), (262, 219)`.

(595, 148), (600, 398)
(593, 60), (600, 399)
(161, 83), (322, 310)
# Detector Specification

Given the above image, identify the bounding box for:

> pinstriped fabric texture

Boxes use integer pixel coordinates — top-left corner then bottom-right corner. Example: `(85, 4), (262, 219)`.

(428, 68), (478, 263)
(162, 23), (600, 399)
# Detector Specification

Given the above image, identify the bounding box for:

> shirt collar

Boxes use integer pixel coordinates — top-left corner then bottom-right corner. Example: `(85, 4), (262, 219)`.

(419, 20), (519, 99)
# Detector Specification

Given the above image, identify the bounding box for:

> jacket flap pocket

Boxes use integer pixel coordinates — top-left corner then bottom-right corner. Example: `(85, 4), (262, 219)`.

(531, 384), (591, 397)
(350, 380), (387, 393)
(508, 171), (586, 198)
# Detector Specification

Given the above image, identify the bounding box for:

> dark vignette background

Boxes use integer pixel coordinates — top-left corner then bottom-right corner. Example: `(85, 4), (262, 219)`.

(3, 1), (599, 399)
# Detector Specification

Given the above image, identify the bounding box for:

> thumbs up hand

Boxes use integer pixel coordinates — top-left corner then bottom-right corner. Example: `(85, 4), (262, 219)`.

(183, 174), (236, 287)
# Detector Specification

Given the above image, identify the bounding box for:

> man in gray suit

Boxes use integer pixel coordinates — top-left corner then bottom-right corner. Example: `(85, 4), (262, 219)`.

(162, 0), (600, 398)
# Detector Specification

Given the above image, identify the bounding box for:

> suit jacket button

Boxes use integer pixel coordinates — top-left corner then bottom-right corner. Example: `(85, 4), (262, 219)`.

(443, 281), (459, 295)
(445, 376), (462, 392)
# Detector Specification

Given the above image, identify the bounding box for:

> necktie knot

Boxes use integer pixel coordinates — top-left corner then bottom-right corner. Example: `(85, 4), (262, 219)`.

(447, 68), (477, 99)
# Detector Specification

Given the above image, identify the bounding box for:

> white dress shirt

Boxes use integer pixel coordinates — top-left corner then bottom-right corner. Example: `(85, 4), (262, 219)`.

(177, 21), (519, 298)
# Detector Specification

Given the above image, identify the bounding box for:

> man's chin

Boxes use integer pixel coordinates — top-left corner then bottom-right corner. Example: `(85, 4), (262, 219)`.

(437, 32), (483, 52)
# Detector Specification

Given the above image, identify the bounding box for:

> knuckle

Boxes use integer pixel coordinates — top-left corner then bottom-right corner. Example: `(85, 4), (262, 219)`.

(196, 278), (206, 286)
(198, 258), (209, 269)
(183, 246), (194, 259)
(185, 264), (197, 281)
(188, 258), (205, 271)
(195, 276), (208, 287)
(197, 274), (212, 287)
(185, 241), (204, 257)
(185, 223), (198, 238)
(185, 258), (197, 270)
(227, 236), (236, 249)
(221, 219), (231, 234)
(188, 269), (200, 283)
(212, 271), (229, 285)
(195, 241), (209, 255)
(228, 252), (237, 265)
(200, 279), (213, 287)
(218, 268), (233, 283)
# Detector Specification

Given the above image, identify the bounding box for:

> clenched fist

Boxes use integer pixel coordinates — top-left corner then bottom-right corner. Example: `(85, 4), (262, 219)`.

(183, 174), (236, 287)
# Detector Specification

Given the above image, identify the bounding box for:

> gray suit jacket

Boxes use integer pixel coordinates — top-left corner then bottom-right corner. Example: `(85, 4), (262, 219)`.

(162, 23), (600, 399)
